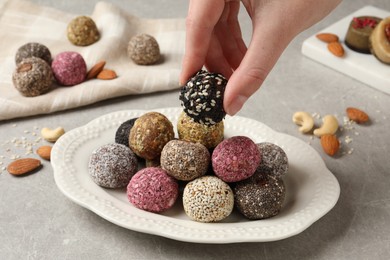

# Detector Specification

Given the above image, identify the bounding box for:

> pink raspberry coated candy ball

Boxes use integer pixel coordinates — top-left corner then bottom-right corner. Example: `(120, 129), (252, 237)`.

(127, 167), (179, 213)
(51, 51), (86, 86)
(212, 136), (261, 182)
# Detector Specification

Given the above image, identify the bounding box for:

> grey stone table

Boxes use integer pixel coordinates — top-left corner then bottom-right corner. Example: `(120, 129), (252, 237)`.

(1, 0), (390, 259)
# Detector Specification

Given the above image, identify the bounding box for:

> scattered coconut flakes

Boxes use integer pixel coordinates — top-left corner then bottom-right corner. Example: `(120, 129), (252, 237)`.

(312, 112), (321, 120)
(344, 135), (353, 144)
(1, 125), (45, 163)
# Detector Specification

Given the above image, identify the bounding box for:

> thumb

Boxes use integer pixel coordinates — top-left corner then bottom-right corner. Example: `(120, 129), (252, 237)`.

(223, 21), (293, 116)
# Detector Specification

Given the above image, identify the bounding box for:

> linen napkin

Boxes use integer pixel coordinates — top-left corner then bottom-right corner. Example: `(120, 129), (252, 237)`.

(0, 0), (186, 121)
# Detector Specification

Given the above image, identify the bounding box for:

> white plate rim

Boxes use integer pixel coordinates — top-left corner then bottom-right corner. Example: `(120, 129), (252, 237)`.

(51, 107), (340, 244)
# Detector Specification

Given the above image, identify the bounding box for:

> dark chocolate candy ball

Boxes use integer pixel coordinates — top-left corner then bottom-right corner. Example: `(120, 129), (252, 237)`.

(115, 118), (138, 147)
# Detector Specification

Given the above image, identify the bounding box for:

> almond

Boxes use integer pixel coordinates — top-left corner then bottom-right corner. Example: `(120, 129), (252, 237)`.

(320, 134), (340, 156)
(346, 107), (369, 124)
(327, 42), (345, 57)
(36, 145), (52, 160)
(18, 63), (33, 73)
(86, 61), (106, 80)
(7, 158), (42, 176)
(316, 33), (339, 43)
(97, 69), (117, 80)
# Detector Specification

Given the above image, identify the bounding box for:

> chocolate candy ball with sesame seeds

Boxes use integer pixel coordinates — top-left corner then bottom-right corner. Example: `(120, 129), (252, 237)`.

(115, 117), (138, 147)
(127, 167), (179, 213)
(256, 142), (288, 180)
(183, 176), (234, 222)
(15, 42), (52, 65)
(180, 70), (227, 126)
(12, 57), (54, 97)
(234, 174), (286, 220)
(177, 111), (224, 149)
(88, 143), (138, 188)
(212, 136), (261, 182)
(161, 139), (210, 181)
(129, 112), (174, 160)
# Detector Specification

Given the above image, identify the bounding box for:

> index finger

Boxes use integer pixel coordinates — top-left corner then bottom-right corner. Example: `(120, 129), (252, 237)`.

(179, 0), (225, 85)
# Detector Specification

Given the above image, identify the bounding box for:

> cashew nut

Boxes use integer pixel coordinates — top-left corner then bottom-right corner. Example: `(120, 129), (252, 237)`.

(313, 115), (339, 137)
(41, 127), (65, 142)
(292, 111), (314, 133)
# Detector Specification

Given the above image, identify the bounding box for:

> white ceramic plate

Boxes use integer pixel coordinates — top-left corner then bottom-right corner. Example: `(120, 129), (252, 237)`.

(302, 6), (390, 94)
(51, 107), (340, 244)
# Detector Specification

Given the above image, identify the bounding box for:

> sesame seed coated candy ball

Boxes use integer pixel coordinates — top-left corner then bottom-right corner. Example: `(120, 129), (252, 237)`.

(183, 176), (234, 222)
(256, 142), (288, 180)
(129, 112), (174, 160)
(127, 34), (160, 65)
(177, 111), (224, 149)
(161, 139), (210, 181)
(179, 70), (227, 126)
(88, 143), (138, 188)
(12, 57), (53, 97)
(51, 51), (87, 86)
(212, 136), (261, 182)
(15, 42), (52, 65)
(234, 174), (286, 220)
(127, 167), (179, 213)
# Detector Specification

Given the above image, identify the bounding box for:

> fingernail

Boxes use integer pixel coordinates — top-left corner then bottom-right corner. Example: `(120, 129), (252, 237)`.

(226, 95), (247, 116)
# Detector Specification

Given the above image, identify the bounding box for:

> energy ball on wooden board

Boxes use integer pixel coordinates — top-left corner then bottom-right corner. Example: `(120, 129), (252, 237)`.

(129, 112), (174, 160)
(179, 70), (227, 126)
(12, 57), (53, 97)
(127, 34), (160, 65)
(67, 16), (100, 46)
(115, 117), (138, 147)
(212, 136), (261, 182)
(177, 111), (224, 149)
(256, 142), (288, 180)
(183, 176), (234, 222)
(15, 42), (52, 65)
(51, 51), (87, 86)
(234, 174), (286, 220)
(127, 167), (179, 213)
(160, 139), (210, 181)
(88, 143), (138, 189)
